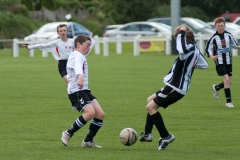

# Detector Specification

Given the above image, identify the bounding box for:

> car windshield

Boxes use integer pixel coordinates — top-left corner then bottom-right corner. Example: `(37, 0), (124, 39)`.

(156, 23), (171, 30)
(36, 23), (60, 33)
(72, 23), (88, 32)
(182, 18), (212, 29)
(226, 23), (240, 30)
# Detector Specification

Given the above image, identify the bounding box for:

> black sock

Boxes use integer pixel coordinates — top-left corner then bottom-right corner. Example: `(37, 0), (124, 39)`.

(215, 82), (224, 91)
(144, 113), (154, 134)
(67, 116), (87, 135)
(150, 112), (169, 138)
(84, 118), (103, 142)
(224, 88), (232, 103)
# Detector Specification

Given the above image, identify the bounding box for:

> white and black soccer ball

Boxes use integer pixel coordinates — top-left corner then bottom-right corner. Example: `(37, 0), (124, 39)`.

(119, 128), (138, 146)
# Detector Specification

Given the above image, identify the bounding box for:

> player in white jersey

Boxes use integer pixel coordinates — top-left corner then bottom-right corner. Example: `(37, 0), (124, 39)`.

(139, 25), (208, 151)
(22, 24), (74, 85)
(61, 34), (104, 148)
(205, 17), (240, 108)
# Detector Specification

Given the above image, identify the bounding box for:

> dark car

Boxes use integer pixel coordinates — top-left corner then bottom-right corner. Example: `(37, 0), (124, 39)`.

(147, 17), (215, 35)
(24, 22), (92, 41)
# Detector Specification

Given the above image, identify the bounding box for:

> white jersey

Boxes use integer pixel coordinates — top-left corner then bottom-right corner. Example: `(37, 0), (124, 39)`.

(28, 39), (74, 60)
(66, 39), (95, 94)
(67, 51), (89, 94)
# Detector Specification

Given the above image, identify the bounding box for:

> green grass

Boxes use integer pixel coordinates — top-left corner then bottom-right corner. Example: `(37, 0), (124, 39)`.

(1, 43), (240, 160)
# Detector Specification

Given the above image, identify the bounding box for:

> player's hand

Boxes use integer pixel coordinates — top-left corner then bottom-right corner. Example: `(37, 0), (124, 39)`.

(210, 55), (218, 61)
(22, 44), (28, 49)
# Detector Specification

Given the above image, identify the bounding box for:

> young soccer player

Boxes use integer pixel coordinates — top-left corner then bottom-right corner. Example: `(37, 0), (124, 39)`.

(139, 25), (208, 150)
(205, 17), (240, 108)
(22, 24), (76, 109)
(61, 34), (105, 148)
(22, 24), (74, 85)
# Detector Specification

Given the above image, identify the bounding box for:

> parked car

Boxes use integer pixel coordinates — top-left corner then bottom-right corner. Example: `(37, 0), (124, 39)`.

(232, 17), (240, 25)
(103, 21), (172, 37)
(24, 21), (93, 41)
(147, 17), (215, 35)
(103, 24), (123, 36)
(207, 21), (240, 36)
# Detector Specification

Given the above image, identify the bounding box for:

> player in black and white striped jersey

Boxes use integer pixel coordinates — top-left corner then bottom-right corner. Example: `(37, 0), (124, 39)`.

(205, 17), (240, 108)
(139, 25), (208, 151)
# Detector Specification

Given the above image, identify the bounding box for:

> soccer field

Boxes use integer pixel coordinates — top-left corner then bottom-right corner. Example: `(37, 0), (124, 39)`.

(0, 44), (240, 160)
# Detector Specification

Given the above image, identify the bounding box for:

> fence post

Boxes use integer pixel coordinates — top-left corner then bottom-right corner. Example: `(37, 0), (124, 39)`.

(103, 37), (109, 56)
(42, 50), (48, 57)
(116, 35), (122, 54)
(13, 38), (19, 57)
(198, 33), (205, 54)
(94, 35), (100, 55)
(29, 49), (34, 57)
(232, 49), (238, 56)
(166, 36), (171, 55)
(133, 35), (141, 56)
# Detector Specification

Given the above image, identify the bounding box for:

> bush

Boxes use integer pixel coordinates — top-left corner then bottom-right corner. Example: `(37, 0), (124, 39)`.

(0, 11), (37, 39)
(7, 4), (29, 17)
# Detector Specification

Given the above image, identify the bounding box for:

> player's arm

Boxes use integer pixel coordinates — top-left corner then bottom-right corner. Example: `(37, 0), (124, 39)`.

(22, 44), (29, 49)
(77, 74), (84, 89)
(205, 38), (217, 61)
(74, 54), (85, 89)
(26, 40), (57, 50)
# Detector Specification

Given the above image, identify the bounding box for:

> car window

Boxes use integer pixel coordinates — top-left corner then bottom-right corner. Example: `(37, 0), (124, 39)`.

(73, 23), (88, 32)
(121, 24), (140, 31)
(36, 23), (59, 33)
(141, 24), (154, 31)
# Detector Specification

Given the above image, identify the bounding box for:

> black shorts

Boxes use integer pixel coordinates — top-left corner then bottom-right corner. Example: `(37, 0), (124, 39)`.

(58, 60), (67, 77)
(216, 64), (232, 76)
(68, 90), (96, 112)
(153, 86), (184, 109)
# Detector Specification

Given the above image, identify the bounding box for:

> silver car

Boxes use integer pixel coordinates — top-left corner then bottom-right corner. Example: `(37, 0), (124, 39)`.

(207, 21), (240, 36)
(103, 21), (172, 37)
(24, 21), (92, 41)
(147, 17), (215, 35)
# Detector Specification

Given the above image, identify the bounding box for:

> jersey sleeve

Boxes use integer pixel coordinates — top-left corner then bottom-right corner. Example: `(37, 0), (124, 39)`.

(74, 54), (85, 76)
(195, 52), (208, 69)
(28, 40), (58, 51)
(229, 34), (238, 49)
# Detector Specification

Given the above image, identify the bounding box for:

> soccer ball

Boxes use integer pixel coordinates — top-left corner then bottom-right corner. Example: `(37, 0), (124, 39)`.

(119, 128), (138, 146)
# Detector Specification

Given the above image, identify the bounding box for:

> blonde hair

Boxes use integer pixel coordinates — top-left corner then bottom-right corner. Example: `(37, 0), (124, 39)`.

(173, 24), (195, 43)
(214, 17), (225, 26)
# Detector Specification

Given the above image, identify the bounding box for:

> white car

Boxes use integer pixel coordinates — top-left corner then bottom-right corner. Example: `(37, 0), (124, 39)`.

(103, 21), (172, 37)
(207, 22), (240, 36)
(232, 17), (240, 25)
(24, 21), (92, 41)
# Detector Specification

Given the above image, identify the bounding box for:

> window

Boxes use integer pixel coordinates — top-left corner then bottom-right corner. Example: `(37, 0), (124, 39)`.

(121, 24), (140, 31)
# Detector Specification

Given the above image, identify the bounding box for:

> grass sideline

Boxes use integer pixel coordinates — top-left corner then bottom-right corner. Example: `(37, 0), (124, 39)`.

(0, 43), (240, 160)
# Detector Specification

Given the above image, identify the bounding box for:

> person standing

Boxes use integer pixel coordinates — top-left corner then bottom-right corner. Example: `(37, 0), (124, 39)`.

(22, 24), (76, 109)
(61, 34), (105, 148)
(205, 17), (240, 108)
(139, 25), (208, 150)
(22, 24), (74, 85)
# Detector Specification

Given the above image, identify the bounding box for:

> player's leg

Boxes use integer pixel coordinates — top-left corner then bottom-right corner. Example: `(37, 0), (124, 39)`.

(150, 86), (183, 150)
(61, 91), (93, 146)
(224, 65), (234, 107)
(81, 92), (104, 148)
(139, 93), (157, 142)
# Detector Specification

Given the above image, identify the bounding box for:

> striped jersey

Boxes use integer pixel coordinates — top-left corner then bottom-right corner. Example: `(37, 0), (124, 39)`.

(66, 39), (95, 94)
(164, 30), (208, 95)
(28, 39), (74, 60)
(205, 31), (238, 65)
